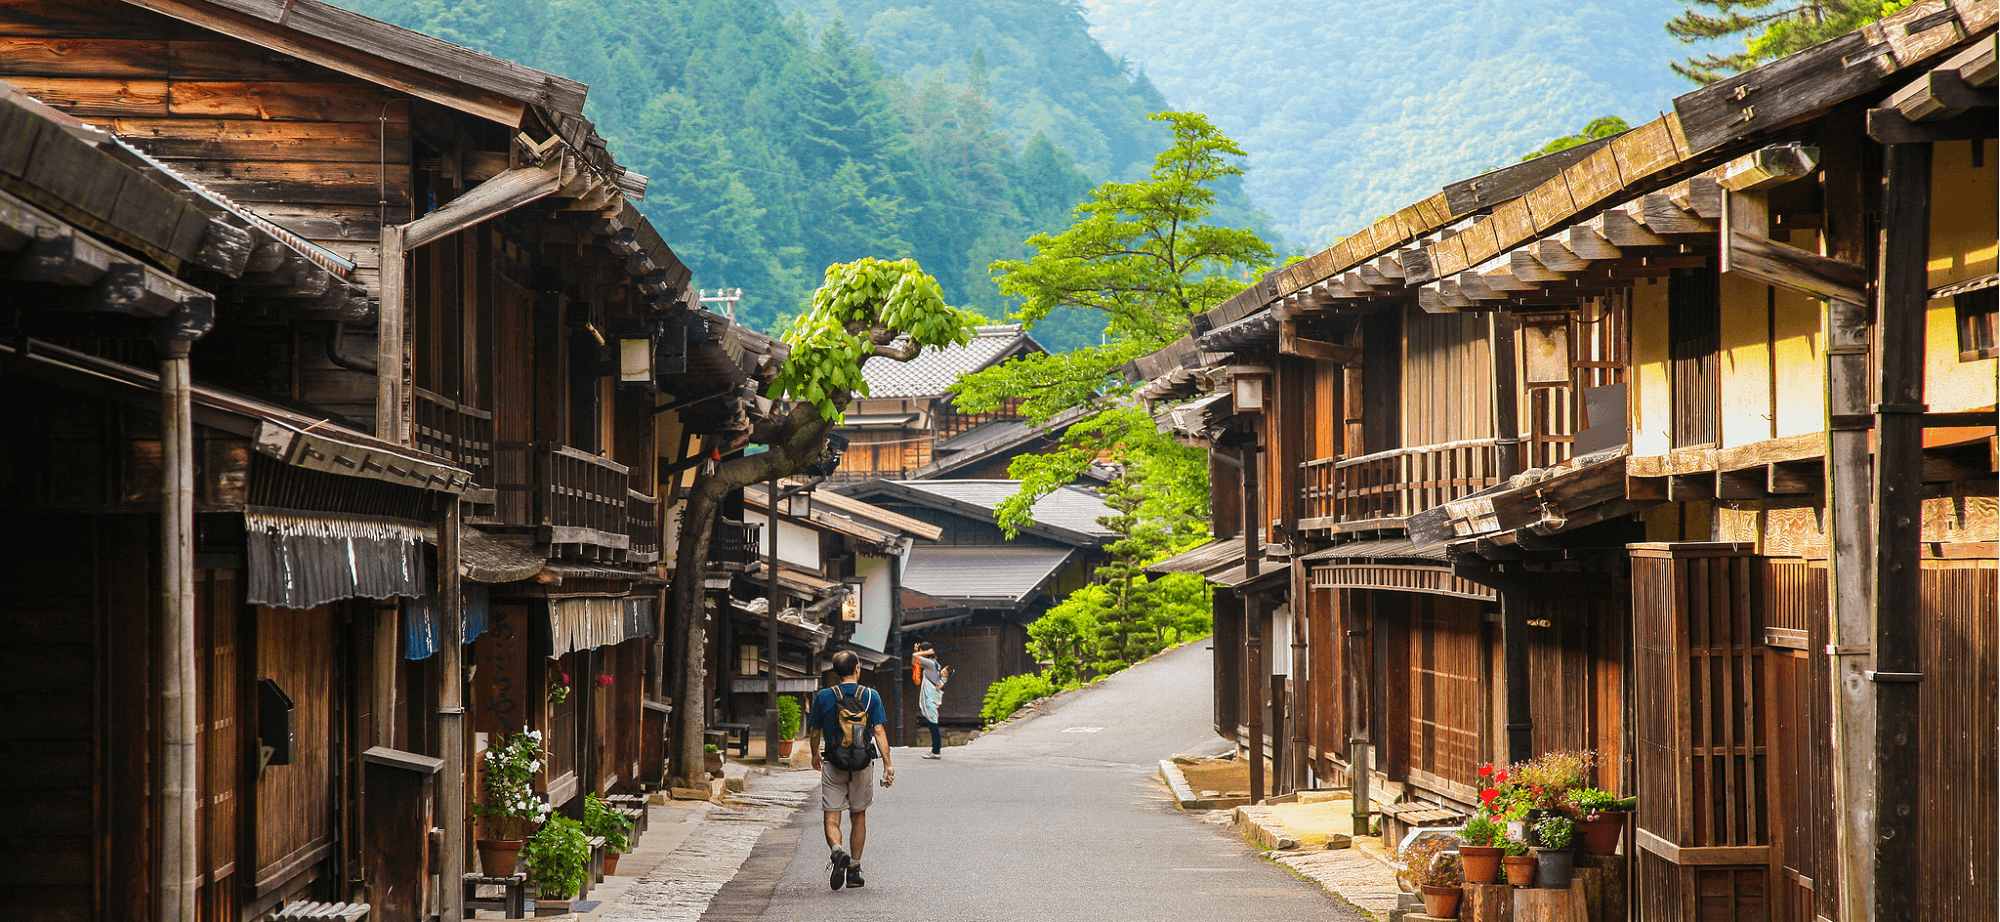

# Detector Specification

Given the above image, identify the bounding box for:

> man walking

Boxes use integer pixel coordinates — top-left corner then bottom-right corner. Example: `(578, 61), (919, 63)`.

(913, 641), (950, 759)
(808, 650), (894, 890)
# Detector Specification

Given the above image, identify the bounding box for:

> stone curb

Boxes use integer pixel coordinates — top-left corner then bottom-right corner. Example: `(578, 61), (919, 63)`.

(1156, 758), (1250, 810)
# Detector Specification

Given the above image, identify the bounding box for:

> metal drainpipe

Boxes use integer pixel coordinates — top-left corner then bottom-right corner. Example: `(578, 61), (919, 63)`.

(157, 294), (210, 922)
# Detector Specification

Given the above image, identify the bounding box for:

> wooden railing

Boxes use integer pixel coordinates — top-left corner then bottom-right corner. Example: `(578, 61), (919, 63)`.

(626, 489), (661, 563)
(1300, 438), (1504, 529)
(411, 387), (494, 487)
(492, 442), (633, 557)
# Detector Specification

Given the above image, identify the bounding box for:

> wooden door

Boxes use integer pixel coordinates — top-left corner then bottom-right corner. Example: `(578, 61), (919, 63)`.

(1406, 593), (1484, 797)
(253, 603), (341, 903)
(1764, 560), (1833, 922)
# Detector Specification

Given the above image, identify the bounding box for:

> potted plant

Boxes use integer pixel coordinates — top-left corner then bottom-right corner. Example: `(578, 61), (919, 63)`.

(1563, 787), (1631, 856)
(1531, 814), (1577, 889)
(776, 695), (803, 760)
(523, 813), (591, 913)
(1500, 836), (1536, 887)
(474, 730), (552, 876)
(1396, 836), (1464, 919)
(1457, 814), (1506, 885)
(1506, 749), (1596, 820)
(703, 743), (724, 775)
(583, 792), (634, 876)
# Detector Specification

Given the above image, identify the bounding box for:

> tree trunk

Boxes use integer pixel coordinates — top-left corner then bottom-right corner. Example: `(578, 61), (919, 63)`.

(664, 407), (840, 787)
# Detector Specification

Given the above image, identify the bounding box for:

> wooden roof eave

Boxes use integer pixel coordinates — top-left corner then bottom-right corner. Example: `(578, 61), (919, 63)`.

(118, 0), (540, 129)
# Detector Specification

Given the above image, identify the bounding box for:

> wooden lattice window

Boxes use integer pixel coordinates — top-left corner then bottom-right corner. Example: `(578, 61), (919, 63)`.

(1668, 272), (1720, 449)
(1630, 544), (1769, 859)
(1952, 279), (1998, 361)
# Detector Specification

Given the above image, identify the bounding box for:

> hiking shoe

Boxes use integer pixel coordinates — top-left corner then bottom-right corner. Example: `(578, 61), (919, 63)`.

(846, 864), (865, 888)
(829, 847), (850, 890)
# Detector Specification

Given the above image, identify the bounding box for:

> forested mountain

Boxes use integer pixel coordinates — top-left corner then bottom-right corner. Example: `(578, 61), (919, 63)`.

(333, 0), (1278, 350)
(1081, 0), (1725, 247)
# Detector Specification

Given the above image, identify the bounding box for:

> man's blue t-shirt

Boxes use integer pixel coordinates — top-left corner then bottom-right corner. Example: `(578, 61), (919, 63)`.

(807, 682), (886, 733)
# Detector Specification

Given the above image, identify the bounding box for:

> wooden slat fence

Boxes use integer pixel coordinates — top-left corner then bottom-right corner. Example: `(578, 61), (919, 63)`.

(1408, 595), (1484, 792)
(1916, 559), (1997, 921)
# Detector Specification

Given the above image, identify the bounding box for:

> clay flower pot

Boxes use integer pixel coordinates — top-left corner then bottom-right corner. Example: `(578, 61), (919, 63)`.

(603, 852), (620, 876)
(476, 838), (524, 877)
(1458, 845), (1504, 884)
(1575, 811), (1627, 855)
(1502, 854), (1537, 887)
(1421, 884), (1463, 918)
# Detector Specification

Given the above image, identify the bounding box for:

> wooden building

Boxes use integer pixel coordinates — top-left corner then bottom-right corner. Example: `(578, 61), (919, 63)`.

(833, 479), (1113, 727)
(0, 1), (782, 919)
(1138, 6), (1995, 921)
(829, 324), (1041, 481)
(728, 482), (941, 746)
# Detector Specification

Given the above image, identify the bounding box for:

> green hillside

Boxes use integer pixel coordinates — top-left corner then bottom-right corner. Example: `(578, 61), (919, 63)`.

(333, 0), (1281, 351)
(1080, 0), (1729, 247)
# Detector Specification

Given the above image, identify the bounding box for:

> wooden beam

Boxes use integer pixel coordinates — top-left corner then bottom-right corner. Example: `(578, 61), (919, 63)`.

(1596, 207), (1670, 247)
(1640, 191), (1718, 235)
(1725, 228), (1870, 305)
(1278, 321), (1362, 365)
(1768, 461), (1822, 495)
(402, 163), (562, 251)
(1718, 144), (1821, 191)
(1891, 68), (1996, 122)
(1867, 107), (1996, 144)
(1442, 135), (1611, 215)
(1508, 250), (1568, 282)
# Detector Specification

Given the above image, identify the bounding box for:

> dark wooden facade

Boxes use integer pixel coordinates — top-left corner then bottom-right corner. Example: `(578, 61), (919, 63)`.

(0, 1), (783, 919)
(1139, 8), (1996, 921)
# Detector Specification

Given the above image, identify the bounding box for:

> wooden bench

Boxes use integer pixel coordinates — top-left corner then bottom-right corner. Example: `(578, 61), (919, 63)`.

(587, 834), (607, 886)
(1378, 800), (1466, 846)
(605, 793), (648, 838)
(270, 902), (369, 922)
(710, 723), (751, 756)
(462, 873), (527, 919)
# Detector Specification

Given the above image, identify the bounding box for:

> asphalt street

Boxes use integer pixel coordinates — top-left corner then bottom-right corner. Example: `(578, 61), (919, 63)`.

(699, 640), (1368, 921)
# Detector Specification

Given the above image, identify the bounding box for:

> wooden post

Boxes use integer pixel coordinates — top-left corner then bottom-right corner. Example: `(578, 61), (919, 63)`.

(1491, 312), (1532, 766)
(766, 474), (780, 767)
(1502, 597), (1533, 764)
(1347, 591), (1373, 832)
(377, 224), (407, 443)
(1818, 122), (1876, 921)
(158, 340), (198, 922)
(1871, 138), (1930, 922)
(437, 499), (467, 921)
(1241, 441), (1264, 804)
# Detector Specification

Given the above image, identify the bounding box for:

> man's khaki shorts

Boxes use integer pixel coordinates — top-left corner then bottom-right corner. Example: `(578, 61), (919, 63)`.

(819, 762), (876, 813)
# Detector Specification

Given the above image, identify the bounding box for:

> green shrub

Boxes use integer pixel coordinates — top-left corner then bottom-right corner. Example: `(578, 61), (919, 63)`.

(980, 672), (1061, 724)
(582, 792), (632, 854)
(776, 695), (802, 739)
(523, 813), (590, 898)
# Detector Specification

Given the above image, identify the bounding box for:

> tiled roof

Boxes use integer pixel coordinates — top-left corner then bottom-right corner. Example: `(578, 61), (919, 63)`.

(861, 326), (1039, 398)
(891, 480), (1115, 541)
(901, 545), (1079, 607)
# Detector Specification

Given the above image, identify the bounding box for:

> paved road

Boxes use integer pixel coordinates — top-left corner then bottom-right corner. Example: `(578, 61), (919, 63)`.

(701, 640), (1367, 921)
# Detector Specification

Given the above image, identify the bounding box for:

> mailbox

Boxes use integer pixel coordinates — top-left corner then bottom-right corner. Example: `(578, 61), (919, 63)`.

(258, 678), (295, 766)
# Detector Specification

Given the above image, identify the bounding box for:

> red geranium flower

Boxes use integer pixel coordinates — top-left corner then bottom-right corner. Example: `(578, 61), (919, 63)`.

(1479, 764), (1493, 777)
(1480, 788), (1499, 805)
(1496, 770), (1509, 783)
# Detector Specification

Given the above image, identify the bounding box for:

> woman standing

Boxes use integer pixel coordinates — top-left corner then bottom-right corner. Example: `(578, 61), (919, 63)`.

(912, 641), (949, 759)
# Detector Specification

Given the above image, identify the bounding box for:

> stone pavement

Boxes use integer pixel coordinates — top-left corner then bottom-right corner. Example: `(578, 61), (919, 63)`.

(474, 763), (817, 922)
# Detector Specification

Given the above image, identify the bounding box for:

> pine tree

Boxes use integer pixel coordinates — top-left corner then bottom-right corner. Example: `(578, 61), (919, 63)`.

(1667, 0), (1912, 84)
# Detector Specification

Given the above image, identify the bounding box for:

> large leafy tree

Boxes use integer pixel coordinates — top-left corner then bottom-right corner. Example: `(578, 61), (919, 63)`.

(1668, 0), (1912, 83)
(950, 110), (1273, 533)
(668, 258), (979, 785)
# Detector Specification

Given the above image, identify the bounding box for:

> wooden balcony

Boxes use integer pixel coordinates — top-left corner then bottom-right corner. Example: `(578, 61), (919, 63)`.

(412, 387), (495, 487)
(626, 489), (662, 564)
(1300, 438), (1504, 532)
(493, 441), (633, 559)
